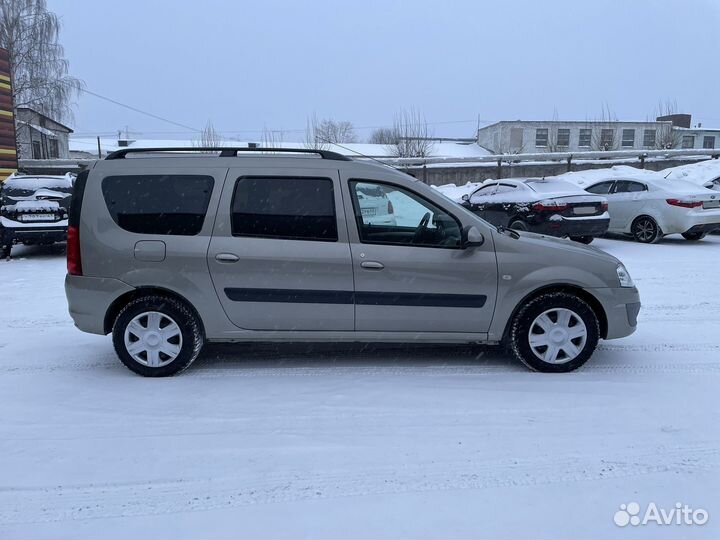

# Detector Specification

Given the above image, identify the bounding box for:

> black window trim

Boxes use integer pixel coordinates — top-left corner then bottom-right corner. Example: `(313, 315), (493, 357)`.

(230, 175), (339, 243)
(348, 178), (464, 250)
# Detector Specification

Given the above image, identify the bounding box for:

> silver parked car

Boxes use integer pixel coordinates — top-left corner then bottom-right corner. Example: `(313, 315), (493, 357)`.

(65, 147), (640, 376)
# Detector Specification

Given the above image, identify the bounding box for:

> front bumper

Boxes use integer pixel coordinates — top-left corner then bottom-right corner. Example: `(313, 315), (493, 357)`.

(587, 286), (641, 339)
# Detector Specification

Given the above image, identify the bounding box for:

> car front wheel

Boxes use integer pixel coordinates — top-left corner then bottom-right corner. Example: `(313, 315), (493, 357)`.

(112, 295), (204, 377)
(631, 216), (662, 243)
(509, 292), (600, 372)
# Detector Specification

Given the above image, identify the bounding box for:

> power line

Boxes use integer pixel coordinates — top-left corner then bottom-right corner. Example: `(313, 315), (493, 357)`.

(78, 87), (200, 133)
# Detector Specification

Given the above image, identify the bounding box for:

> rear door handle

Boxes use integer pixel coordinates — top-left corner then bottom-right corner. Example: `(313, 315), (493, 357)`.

(215, 253), (240, 263)
(361, 261), (384, 270)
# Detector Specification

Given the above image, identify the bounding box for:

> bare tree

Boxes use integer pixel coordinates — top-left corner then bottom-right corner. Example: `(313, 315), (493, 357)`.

(0, 0), (83, 122)
(591, 103), (619, 151)
(652, 99), (681, 149)
(261, 126), (284, 148)
(389, 108), (435, 158)
(193, 120), (223, 150)
(315, 118), (357, 144)
(545, 108), (561, 152)
(304, 114), (330, 150)
(368, 127), (397, 145)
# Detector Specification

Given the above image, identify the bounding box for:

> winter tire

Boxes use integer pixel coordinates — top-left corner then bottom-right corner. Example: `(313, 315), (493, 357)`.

(509, 219), (529, 232)
(631, 216), (662, 243)
(509, 292), (600, 373)
(112, 295), (203, 377)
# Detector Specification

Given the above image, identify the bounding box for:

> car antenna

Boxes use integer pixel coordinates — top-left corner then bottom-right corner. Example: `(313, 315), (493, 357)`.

(324, 141), (412, 173)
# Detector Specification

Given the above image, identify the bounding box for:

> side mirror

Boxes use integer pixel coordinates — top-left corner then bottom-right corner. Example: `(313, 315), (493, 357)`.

(461, 193), (470, 202)
(461, 225), (484, 248)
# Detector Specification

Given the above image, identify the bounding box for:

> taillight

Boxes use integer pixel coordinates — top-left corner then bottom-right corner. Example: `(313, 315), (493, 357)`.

(666, 198), (702, 208)
(387, 200), (394, 214)
(67, 225), (82, 276)
(532, 200), (569, 212)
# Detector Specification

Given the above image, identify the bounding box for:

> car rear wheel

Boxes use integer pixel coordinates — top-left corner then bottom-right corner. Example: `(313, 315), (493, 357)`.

(569, 236), (594, 244)
(509, 219), (529, 232)
(681, 231), (707, 241)
(631, 216), (662, 243)
(112, 295), (203, 377)
(509, 292), (600, 373)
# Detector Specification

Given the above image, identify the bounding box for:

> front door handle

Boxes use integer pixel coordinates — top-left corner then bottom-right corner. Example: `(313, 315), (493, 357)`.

(361, 261), (384, 270)
(215, 253), (240, 263)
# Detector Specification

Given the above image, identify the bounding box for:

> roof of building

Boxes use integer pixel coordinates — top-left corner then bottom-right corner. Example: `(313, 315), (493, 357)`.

(15, 107), (73, 133)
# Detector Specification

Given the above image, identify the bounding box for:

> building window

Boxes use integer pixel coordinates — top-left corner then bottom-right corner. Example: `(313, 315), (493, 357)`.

(600, 129), (615, 149)
(643, 129), (656, 147)
(509, 128), (523, 151)
(557, 128), (570, 147)
(232, 177), (338, 242)
(578, 129), (592, 147)
(621, 129), (635, 148)
(48, 138), (59, 158)
(681, 135), (695, 149)
(535, 128), (548, 147)
(32, 140), (42, 159)
(703, 136), (715, 149)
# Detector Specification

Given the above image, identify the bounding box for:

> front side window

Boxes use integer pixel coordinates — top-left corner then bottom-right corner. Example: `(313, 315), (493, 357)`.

(535, 128), (549, 147)
(350, 181), (461, 248)
(682, 135), (695, 149)
(614, 181), (646, 193)
(579, 129), (592, 147)
(621, 129), (635, 147)
(102, 175), (214, 235)
(585, 181), (614, 195)
(232, 177), (337, 241)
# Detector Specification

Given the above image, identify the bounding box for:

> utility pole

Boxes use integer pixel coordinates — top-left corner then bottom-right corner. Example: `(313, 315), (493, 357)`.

(97, 136), (102, 159)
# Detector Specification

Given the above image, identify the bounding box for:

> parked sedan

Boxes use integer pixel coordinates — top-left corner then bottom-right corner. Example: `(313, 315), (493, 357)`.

(584, 177), (720, 242)
(0, 173), (74, 257)
(460, 178), (610, 243)
(355, 183), (397, 226)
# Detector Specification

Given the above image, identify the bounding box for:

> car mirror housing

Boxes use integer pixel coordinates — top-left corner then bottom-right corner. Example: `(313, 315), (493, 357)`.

(462, 225), (484, 248)
(461, 193), (470, 202)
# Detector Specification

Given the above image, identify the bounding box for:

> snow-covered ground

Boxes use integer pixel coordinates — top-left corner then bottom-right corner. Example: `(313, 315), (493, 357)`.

(1, 238), (718, 539)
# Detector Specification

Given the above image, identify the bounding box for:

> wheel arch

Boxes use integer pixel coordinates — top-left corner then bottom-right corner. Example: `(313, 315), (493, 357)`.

(104, 286), (206, 338)
(501, 284), (608, 341)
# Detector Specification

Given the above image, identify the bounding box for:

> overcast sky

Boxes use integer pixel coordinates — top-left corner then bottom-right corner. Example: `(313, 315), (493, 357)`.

(48, 0), (720, 142)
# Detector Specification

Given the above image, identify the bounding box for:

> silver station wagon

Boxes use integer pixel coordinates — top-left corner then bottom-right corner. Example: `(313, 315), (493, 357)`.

(65, 147), (640, 376)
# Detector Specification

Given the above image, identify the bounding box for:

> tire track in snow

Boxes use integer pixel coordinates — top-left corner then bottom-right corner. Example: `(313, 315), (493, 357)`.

(1, 444), (718, 525)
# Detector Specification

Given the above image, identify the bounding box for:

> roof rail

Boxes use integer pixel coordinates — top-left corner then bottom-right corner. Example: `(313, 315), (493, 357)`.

(104, 147), (352, 161)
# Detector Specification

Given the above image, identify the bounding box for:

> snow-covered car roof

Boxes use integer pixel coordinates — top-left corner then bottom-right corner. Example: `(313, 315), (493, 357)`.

(2, 174), (74, 191)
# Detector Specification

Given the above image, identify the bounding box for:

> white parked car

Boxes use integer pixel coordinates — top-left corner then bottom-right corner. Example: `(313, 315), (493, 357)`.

(355, 183), (397, 226)
(584, 177), (720, 243)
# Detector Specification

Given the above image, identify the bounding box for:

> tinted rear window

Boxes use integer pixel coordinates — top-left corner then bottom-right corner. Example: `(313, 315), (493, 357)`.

(102, 175), (214, 235)
(231, 177), (337, 241)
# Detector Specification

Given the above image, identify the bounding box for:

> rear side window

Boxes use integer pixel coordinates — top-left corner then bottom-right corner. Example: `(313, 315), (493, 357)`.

(231, 177), (337, 241)
(102, 175), (214, 235)
(614, 181), (647, 193)
(586, 181), (614, 194)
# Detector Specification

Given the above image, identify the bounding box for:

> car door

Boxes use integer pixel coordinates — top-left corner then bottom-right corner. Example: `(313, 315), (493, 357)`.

(609, 180), (649, 230)
(586, 181), (618, 227)
(471, 183), (518, 226)
(342, 174), (498, 334)
(208, 167), (354, 331)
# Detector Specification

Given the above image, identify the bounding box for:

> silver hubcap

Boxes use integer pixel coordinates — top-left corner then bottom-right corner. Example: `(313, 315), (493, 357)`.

(635, 219), (656, 241)
(124, 312), (182, 367)
(528, 308), (587, 364)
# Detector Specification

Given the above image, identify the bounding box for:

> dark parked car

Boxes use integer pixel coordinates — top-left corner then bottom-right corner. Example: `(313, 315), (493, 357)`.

(459, 178), (610, 244)
(0, 173), (74, 258)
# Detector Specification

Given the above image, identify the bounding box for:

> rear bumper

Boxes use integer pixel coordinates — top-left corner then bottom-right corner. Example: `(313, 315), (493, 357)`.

(532, 216), (610, 238)
(587, 286), (641, 339)
(65, 274), (135, 335)
(2, 226), (67, 245)
(683, 223), (720, 235)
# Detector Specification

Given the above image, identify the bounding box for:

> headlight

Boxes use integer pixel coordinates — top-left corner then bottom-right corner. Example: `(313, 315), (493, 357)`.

(616, 264), (634, 288)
